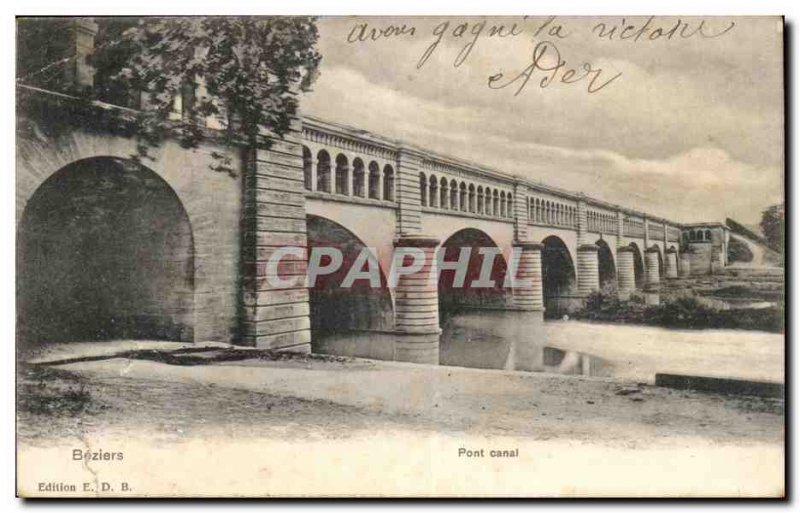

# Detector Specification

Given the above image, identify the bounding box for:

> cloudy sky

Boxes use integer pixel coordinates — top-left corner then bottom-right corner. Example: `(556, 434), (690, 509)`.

(303, 16), (783, 225)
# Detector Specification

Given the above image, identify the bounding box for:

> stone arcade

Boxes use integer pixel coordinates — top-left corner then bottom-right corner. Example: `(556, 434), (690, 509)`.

(16, 20), (732, 366)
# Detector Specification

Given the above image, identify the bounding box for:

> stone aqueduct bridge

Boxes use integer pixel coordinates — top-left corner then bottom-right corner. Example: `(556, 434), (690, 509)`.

(16, 87), (730, 364)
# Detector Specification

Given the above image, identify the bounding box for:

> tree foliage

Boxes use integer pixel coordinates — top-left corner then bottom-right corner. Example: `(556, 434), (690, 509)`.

(16, 18), (75, 91)
(18, 17), (322, 161)
(759, 202), (784, 252)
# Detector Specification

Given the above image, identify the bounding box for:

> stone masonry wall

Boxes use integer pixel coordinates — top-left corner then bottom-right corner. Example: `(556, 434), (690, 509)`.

(16, 122), (243, 344)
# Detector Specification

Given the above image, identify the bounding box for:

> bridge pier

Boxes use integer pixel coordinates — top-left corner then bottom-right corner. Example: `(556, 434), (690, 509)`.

(645, 247), (661, 286)
(616, 246), (636, 300)
(644, 246), (661, 305)
(614, 212), (634, 300)
(665, 247), (679, 279)
(577, 245), (600, 297)
(512, 242), (545, 311)
(679, 252), (691, 277)
(392, 235), (441, 364)
(508, 241), (546, 371)
(240, 127), (312, 352)
(575, 198), (600, 298)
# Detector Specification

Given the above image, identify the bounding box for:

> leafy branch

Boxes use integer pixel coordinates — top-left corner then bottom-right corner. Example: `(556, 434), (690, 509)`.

(93, 17), (321, 163)
(18, 17), (322, 171)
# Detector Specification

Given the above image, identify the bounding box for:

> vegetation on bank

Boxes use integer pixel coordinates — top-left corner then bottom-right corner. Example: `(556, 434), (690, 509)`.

(571, 290), (784, 334)
(759, 202), (785, 255)
(17, 366), (94, 417)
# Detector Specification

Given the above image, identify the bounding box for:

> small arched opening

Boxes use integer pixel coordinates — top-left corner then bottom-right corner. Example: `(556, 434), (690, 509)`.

(302, 146), (312, 191)
(429, 175), (438, 208)
(352, 157), (365, 197)
(383, 165), (394, 201)
(440, 177), (449, 209)
(334, 154), (349, 195)
(368, 161), (381, 199)
(316, 150), (331, 193)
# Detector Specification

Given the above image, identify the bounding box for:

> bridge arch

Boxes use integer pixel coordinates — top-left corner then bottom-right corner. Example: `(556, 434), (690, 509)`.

(17, 127), (244, 344)
(656, 245), (665, 276)
(541, 235), (577, 314)
(628, 242), (645, 289)
(305, 214), (394, 341)
(18, 157), (195, 347)
(596, 238), (616, 289)
(438, 228), (510, 320)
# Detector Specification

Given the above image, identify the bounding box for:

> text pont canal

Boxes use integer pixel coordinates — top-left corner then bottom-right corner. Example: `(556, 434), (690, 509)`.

(458, 448), (520, 458)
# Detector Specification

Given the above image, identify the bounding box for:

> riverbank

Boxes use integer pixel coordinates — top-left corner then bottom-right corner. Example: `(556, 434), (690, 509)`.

(17, 346), (784, 497)
(541, 320), (784, 384)
(570, 291), (784, 333)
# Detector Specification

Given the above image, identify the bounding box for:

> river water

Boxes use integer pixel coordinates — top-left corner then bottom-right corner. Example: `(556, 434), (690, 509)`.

(313, 310), (784, 385)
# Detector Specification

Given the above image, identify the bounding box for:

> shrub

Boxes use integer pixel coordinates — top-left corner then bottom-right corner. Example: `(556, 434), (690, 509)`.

(644, 295), (715, 329)
(573, 290), (784, 333)
(17, 366), (93, 416)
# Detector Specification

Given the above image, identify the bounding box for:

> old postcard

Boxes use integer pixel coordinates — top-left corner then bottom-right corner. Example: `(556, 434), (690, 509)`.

(15, 15), (784, 498)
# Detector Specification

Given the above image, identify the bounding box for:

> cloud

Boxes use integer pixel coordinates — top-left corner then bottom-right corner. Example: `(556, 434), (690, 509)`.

(304, 17), (783, 226)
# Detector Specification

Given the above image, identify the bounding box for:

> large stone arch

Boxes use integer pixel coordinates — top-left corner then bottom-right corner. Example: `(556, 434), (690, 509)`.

(17, 129), (244, 343)
(628, 242), (645, 289)
(653, 244), (665, 277)
(303, 197), (397, 275)
(420, 211), (516, 252)
(541, 235), (578, 314)
(437, 227), (511, 319)
(305, 214), (394, 341)
(17, 157), (195, 347)
(595, 238), (616, 290)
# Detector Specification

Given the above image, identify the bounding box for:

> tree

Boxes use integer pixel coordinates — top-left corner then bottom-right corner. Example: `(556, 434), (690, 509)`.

(16, 18), (75, 91)
(19, 17), (322, 164)
(759, 202), (784, 253)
